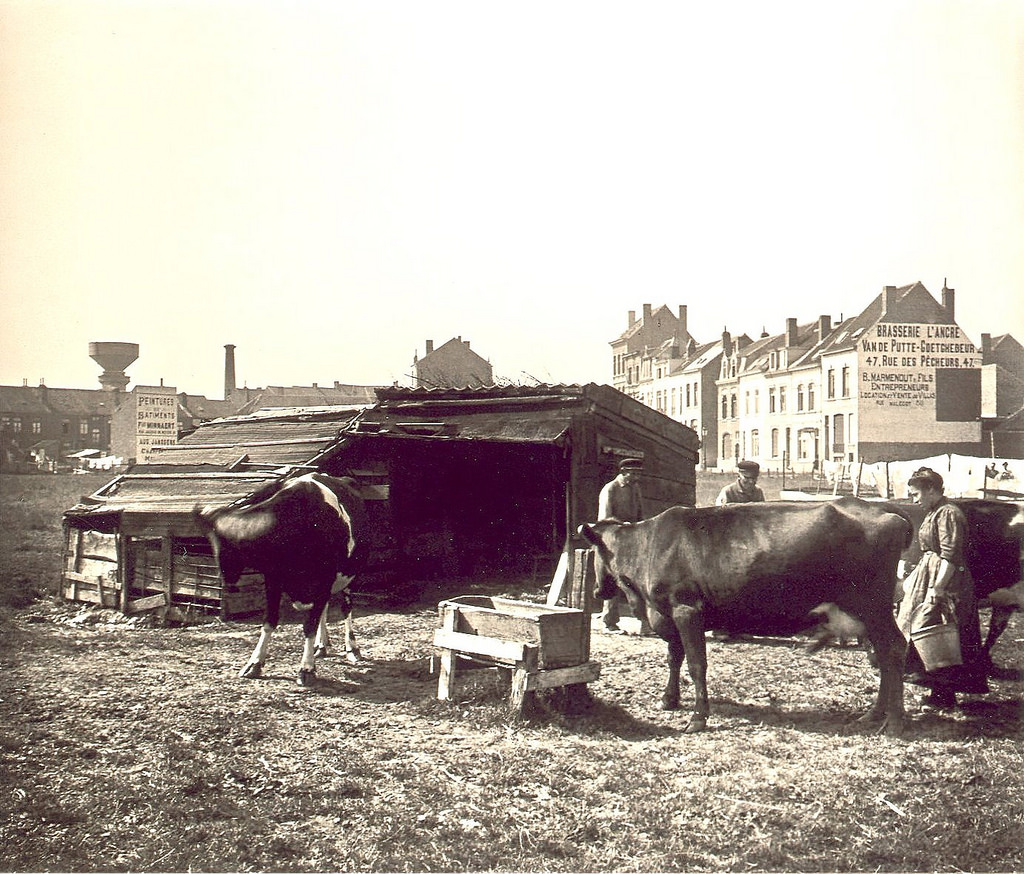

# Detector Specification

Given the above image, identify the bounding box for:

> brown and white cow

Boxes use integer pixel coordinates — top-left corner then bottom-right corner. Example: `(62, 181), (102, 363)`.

(195, 472), (368, 686)
(579, 497), (912, 735)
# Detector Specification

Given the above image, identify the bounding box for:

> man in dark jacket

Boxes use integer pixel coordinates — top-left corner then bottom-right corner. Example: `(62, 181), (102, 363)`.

(716, 460), (765, 505)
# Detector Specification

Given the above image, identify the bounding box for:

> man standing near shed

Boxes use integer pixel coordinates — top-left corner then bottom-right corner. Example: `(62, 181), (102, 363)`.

(597, 458), (652, 635)
(716, 459), (765, 505)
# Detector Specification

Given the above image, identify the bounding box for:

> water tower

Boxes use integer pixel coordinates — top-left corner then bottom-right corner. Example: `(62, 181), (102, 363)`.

(89, 341), (139, 392)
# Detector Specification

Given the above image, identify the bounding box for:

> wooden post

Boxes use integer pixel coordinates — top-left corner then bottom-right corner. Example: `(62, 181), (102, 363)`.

(509, 667), (530, 714)
(117, 532), (128, 613)
(436, 604), (457, 702)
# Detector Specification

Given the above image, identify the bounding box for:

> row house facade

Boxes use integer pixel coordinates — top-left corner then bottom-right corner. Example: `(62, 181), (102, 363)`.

(718, 282), (996, 472)
(611, 304), (694, 397)
(609, 303), (735, 468)
(614, 283), (1024, 473)
(0, 383), (115, 470)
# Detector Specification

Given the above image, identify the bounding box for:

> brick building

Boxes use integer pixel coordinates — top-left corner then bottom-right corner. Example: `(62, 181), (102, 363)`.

(411, 337), (493, 389)
(0, 382), (115, 471)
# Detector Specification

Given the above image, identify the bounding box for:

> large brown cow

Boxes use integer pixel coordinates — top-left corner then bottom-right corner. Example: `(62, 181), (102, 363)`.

(578, 497), (912, 736)
(195, 472), (368, 686)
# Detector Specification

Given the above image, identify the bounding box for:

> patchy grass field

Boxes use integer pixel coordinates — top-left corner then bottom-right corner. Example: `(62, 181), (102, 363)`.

(1, 473), (1022, 872)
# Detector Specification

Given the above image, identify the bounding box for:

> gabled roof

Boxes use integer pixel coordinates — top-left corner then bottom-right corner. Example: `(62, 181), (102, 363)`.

(418, 337), (490, 366)
(612, 304), (680, 344)
(812, 282), (949, 358)
(0, 385), (116, 417)
(670, 340), (723, 376)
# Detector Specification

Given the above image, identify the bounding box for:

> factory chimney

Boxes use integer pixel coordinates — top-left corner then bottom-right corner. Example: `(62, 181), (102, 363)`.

(224, 344), (236, 400)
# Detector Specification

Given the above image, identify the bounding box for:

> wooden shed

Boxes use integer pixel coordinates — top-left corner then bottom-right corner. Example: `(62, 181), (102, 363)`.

(61, 384), (697, 617)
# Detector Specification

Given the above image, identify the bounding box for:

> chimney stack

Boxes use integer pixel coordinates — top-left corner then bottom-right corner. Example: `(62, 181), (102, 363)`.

(224, 344), (236, 400)
(881, 285), (898, 318)
(941, 281), (955, 321)
(981, 333), (992, 364)
(786, 317), (798, 347)
(426, 340), (434, 355)
(628, 310), (636, 326)
(722, 328), (733, 358)
(643, 303), (652, 324)
(678, 305), (688, 339)
(817, 315), (832, 343)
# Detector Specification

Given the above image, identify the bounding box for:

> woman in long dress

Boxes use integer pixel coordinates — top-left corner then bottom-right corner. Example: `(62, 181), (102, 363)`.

(897, 467), (989, 709)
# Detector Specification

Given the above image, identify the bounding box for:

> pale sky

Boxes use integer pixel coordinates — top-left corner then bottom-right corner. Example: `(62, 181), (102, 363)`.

(2, 1), (1023, 399)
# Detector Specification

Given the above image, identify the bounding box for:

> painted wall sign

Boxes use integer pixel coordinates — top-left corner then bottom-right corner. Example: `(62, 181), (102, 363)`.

(135, 390), (178, 462)
(857, 322), (981, 441)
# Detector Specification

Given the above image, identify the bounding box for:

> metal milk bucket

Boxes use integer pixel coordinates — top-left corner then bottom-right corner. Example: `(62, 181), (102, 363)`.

(910, 604), (962, 671)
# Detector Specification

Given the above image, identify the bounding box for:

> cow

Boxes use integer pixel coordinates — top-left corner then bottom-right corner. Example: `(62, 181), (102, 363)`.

(195, 472), (368, 686)
(578, 497), (912, 736)
(811, 499), (1024, 673)
(902, 499), (1023, 669)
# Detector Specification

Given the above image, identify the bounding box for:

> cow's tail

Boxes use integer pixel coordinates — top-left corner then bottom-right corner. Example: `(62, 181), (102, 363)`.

(193, 504), (215, 532)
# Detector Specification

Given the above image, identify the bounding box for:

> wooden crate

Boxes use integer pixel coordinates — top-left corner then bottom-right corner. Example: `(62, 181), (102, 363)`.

(437, 595), (588, 670)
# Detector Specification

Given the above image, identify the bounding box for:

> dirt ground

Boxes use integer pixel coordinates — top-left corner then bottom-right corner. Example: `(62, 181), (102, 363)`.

(1, 582), (1022, 872)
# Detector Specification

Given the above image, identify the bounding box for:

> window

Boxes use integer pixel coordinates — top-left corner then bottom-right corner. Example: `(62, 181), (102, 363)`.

(12, 419), (22, 433)
(745, 391), (750, 415)
(797, 385), (804, 412)
(730, 394), (737, 418)
(671, 387), (677, 416)
(721, 432), (733, 460)
(685, 384), (691, 407)
(779, 387), (786, 412)
(769, 388), (776, 413)
(771, 428), (779, 457)
(31, 421), (41, 435)
(750, 429), (760, 457)
(798, 430), (815, 460)
(754, 389), (759, 414)
(808, 383), (815, 410)
(827, 369), (836, 399)
(721, 394), (728, 418)
(692, 383), (698, 406)
(842, 366), (851, 397)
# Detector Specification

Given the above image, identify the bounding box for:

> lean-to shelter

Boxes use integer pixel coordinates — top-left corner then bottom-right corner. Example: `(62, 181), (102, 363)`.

(61, 384), (697, 618)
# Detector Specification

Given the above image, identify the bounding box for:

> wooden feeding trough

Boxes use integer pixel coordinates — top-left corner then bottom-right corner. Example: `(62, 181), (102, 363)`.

(434, 594), (600, 714)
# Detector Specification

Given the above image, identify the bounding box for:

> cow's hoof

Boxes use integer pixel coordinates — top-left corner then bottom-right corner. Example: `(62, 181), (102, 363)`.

(313, 645), (329, 659)
(660, 698), (680, 711)
(239, 661), (263, 679)
(684, 715), (708, 733)
(297, 668), (317, 687)
(344, 648), (361, 664)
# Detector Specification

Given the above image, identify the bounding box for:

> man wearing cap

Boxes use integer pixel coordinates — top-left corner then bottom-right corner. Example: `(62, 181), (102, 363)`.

(597, 458), (653, 635)
(716, 460), (765, 506)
